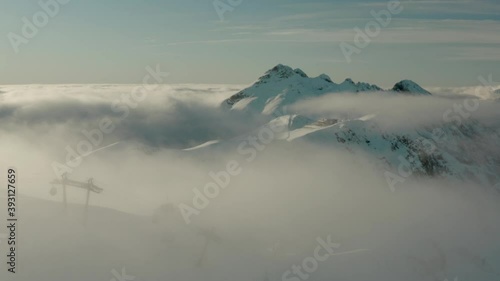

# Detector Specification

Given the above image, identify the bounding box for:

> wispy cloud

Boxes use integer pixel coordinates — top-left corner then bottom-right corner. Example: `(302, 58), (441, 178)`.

(443, 46), (500, 61)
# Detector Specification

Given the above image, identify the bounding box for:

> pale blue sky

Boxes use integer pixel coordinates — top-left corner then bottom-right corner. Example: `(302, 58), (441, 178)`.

(1, 0), (499, 87)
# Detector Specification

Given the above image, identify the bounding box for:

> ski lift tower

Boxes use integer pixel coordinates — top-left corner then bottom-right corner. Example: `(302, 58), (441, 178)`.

(50, 173), (104, 224)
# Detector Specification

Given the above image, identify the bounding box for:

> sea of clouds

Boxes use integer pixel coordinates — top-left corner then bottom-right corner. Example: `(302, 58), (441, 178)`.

(0, 84), (499, 281)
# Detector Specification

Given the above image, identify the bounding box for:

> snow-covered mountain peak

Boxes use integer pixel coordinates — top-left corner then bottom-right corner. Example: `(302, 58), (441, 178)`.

(258, 64), (308, 82)
(392, 80), (432, 95)
(342, 78), (355, 85)
(318, 74), (333, 83)
(224, 64), (341, 111)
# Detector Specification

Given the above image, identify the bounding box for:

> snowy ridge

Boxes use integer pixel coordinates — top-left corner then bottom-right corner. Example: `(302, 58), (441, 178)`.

(284, 116), (500, 187)
(223, 64), (431, 115)
(185, 112), (500, 188)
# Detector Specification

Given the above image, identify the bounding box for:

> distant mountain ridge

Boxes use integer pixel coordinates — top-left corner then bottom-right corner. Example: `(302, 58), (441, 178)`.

(223, 64), (432, 115)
